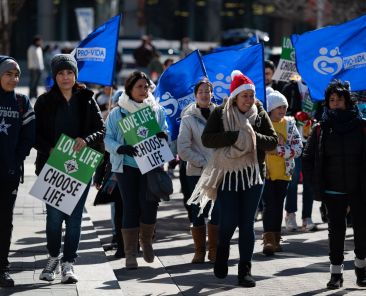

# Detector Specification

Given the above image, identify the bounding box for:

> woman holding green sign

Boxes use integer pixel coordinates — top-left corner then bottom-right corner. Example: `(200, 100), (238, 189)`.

(34, 54), (105, 284)
(104, 71), (168, 269)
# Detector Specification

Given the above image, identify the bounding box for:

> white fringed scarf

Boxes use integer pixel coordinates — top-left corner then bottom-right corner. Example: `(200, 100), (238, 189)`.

(187, 99), (263, 217)
(118, 91), (160, 114)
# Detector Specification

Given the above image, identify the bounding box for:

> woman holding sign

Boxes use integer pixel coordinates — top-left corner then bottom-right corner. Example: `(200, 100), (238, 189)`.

(177, 79), (219, 264)
(34, 54), (105, 284)
(104, 71), (168, 269)
(190, 71), (278, 287)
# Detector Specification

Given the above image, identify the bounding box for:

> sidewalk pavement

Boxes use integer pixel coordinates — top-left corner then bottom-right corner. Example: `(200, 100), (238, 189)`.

(2, 88), (366, 295)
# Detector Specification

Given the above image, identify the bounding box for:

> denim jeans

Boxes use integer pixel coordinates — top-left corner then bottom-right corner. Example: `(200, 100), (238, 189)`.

(46, 183), (90, 263)
(116, 165), (158, 228)
(262, 179), (290, 232)
(187, 176), (219, 227)
(28, 69), (42, 99)
(324, 192), (366, 265)
(217, 172), (262, 262)
(286, 156), (314, 219)
(0, 179), (19, 271)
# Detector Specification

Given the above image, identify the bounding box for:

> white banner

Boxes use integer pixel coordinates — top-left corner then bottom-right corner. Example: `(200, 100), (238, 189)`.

(75, 8), (94, 40)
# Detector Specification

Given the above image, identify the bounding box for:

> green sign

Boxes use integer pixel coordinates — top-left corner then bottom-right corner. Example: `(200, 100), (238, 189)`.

(47, 134), (103, 184)
(118, 107), (161, 145)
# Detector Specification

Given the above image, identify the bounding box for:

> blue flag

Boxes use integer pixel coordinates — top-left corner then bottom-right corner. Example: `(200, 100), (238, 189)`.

(154, 50), (207, 141)
(202, 43), (266, 107)
(212, 35), (259, 53)
(75, 14), (121, 86)
(291, 14), (366, 100)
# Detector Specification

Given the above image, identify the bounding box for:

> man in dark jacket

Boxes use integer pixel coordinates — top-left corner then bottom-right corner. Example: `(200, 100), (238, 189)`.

(0, 56), (35, 287)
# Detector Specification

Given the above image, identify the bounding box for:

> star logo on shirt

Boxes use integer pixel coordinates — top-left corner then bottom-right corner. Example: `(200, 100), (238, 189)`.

(0, 118), (11, 135)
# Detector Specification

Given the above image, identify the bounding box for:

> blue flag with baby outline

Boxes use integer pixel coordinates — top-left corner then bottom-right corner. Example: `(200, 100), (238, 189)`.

(291, 14), (366, 100)
(154, 50), (207, 141)
(202, 43), (266, 107)
(75, 14), (121, 86)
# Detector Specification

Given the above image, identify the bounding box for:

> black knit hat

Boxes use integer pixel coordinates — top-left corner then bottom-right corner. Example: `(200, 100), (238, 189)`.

(0, 55), (21, 77)
(51, 54), (78, 79)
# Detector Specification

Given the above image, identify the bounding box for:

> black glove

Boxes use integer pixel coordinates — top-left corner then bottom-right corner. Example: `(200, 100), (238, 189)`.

(156, 131), (168, 141)
(117, 145), (138, 157)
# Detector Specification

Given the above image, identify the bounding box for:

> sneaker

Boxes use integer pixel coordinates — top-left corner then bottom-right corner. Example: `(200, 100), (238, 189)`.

(61, 262), (78, 284)
(0, 271), (14, 287)
(39, 256), (60, 281)
(255, 209), (263, 221)
(285, 213), (298, 231)
(303, 217), (317, 231)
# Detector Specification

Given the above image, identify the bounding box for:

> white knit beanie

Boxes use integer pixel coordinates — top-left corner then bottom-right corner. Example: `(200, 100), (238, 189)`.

(266, 90), (288, 112)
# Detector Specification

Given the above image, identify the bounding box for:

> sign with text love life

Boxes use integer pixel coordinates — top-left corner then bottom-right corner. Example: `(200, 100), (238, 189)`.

(30, 134), (103, 215)
(118, 107), (174, 174)
(272, 37), (299, 82)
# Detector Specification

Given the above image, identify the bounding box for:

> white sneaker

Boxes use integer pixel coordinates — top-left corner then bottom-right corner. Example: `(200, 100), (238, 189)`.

(61, 262), (78, 284)
(303, 217), (317, 231)
(39, 256), (60, 281)
(285, 213), (298, 231)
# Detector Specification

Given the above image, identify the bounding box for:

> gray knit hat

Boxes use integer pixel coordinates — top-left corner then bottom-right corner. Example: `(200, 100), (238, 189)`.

(51, 54), (78, 79)
(0, 55), (21, 77)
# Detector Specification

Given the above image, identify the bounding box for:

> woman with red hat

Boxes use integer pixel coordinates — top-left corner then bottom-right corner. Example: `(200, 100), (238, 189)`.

(189, 70), (278, 287)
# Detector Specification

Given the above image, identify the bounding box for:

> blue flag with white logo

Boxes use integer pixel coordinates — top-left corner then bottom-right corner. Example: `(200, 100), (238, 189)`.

(75, 14), (121, 86)
(202, 43), (266, 107)
(154, 50), (207, 141)
(212, 35), (259, 53)
(291, 14), (366, 101)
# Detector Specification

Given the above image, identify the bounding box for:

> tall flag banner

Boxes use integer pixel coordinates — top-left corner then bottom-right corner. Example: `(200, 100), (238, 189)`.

(154, 50), (207, 141)
(291, 14), (366, 101)
(212, 35), (259, 53)
(272, 37), (299, 82)
(202, 43), (266, 107)
(74, 8), (94, 40)
(75, 14), (121, 86)
(118, 107), (174, 174)
(30, 134), (103, 215)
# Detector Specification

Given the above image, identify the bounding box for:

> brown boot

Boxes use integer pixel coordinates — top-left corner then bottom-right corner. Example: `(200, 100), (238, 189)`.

(274, 232), (283, 252)
(139, 223), (155, 263)
(262, 232), (276, 256)
(121, 228), (139, 269)
(191, 225), (206, 263)
(207, 224), (218, 263)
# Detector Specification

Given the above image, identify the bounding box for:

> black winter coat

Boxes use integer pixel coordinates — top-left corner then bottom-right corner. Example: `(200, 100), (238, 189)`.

(201, 101), (278, 179)
(34, 86), (105, 175)
(302, 114), (366, 202)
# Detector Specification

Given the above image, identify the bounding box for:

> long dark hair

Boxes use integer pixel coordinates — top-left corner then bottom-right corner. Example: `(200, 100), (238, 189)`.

(125, 71), (151, 98)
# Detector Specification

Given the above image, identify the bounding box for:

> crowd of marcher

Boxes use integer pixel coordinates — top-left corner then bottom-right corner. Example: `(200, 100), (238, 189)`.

(1, 35), (366, 292)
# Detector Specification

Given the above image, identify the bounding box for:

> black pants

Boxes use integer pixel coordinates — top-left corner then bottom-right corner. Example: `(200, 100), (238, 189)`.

(324, 192), (366, 265)
(0, 179), (20, 271)
(262, 179), (290, 232)
(179, 161), (192, 222)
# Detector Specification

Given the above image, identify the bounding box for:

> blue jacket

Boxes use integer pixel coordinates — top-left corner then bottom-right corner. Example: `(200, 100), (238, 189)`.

(0, 88), (35, 181)
(104, 103), (168, 173)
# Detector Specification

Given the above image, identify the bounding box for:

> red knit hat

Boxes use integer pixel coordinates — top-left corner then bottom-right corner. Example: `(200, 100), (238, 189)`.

(230, 70), (255, 98)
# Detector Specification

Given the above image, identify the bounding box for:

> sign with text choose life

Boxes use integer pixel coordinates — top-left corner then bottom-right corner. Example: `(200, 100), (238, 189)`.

(30, 134), (103, 215)
(118, 107), (174, 174)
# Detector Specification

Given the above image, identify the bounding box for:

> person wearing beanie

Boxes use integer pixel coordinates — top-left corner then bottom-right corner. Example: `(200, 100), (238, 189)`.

(178, 79), (219, 264)
(303, 80), (366, 289)
(34, 54), (105, 284)
(261, 90), (302, 256)
(104, 71), (168, 270)
(0, 56), (35, 287)
(189, 70), (278, 287)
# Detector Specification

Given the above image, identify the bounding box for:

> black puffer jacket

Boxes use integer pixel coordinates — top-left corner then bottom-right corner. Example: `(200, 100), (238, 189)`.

(34, 85), (105, 175)
(303, 108), (366, 202)
(201, 101), (278, 179)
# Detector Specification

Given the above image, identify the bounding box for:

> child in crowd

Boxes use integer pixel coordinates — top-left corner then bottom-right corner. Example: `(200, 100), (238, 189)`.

(261, 90), (303, 256)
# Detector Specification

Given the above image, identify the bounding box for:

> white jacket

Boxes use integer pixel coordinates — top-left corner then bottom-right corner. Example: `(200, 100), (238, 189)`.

(177, 102), (215, 176)
(27, 45), (44, 70)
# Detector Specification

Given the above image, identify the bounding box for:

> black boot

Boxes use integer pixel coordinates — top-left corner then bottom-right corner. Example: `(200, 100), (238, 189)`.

(355, 267), (366, 287)
(238, 261), (256, 287)
(0, 271), (14, 288)
(327, 273), (343, 289)
(114, 229), (125, 259)
(214, 244), (230, 279)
